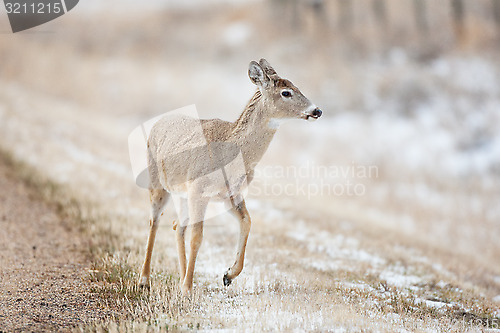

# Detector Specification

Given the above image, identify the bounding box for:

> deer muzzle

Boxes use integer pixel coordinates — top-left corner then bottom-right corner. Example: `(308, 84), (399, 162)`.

(303, 107), (323, 121)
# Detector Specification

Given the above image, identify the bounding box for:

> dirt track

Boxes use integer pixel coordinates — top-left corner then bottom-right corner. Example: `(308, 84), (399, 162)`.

(0, 155), (111, 332)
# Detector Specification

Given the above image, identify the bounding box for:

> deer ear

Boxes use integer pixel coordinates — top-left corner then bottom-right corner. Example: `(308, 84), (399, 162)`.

(259, 58), (279, 79)
(248, 61), (270, 87)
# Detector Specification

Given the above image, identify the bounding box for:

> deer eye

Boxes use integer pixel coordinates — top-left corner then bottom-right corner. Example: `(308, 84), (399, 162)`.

(281, 90), (292, 98)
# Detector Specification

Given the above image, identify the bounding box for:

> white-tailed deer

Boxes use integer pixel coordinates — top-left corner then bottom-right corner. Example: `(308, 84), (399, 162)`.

(139, 59), (322, 294)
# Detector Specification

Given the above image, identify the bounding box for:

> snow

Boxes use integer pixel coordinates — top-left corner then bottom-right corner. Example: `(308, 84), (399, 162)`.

(245, 198), (289, 222)
(309, 110), (499, 177)
(421, 299), (450, 309)
(277, 55), (500, 180)
(287, 222), (386, 272)
(443, 57), (499, 95)
(379, 271), (422, 289)
(343, 282), (374, 292)
(59, 140), (129, 177)
(436, 280), (448, 289)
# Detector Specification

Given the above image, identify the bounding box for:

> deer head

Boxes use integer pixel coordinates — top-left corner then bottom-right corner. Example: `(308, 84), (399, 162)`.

(248, 58), (322, 122)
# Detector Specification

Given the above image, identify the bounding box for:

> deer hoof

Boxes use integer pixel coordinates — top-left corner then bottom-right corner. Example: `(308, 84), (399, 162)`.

(138, 277), (150, 290)
(223, 272), (232, 286)
(181, 285), (191, 296)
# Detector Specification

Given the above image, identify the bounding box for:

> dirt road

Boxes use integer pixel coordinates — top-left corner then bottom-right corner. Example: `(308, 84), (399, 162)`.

(0, 154), (112, 332)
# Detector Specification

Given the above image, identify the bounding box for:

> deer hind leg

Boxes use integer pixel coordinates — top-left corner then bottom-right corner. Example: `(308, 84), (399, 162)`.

(223, 198), (251, 286)
(139, 188), (170, 287)
(172, 196), (189, 283)
(181, 194), (209, 295)
(176, 224), (187, 281)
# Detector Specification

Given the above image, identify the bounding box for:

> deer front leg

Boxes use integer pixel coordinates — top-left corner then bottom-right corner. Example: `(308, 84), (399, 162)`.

(139, 189), (170, 288)
(182, 222), (203, 294)
(223, 199), (251, 286)
(181, 195), (208, 295)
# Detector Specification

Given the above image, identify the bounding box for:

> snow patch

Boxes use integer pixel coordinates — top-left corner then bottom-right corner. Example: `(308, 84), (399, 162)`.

(379, 271), (422, 288)
(422, 299), (449, 309)
(287, 222), (386, 272)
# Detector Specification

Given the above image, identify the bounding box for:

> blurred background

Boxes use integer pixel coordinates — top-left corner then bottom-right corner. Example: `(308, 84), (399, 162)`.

(1, 0), (499, 330)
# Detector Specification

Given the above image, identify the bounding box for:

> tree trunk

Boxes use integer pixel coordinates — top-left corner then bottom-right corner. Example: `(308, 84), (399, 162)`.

(337, 0), (354, 32)
(412, 0), (428, 33)
(493, 0), (500, 28)
(372, 0), (387, 29)
(451, 0), (465, 43)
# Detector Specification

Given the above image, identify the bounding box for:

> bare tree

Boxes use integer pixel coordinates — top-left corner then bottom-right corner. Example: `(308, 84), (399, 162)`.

(337, 0), (354, 32)
(290, 0), (302, 31)
(451, 0), (466, 43)
(311, 0), (325, 16)
(309, 0), (329, 29)
(372, 0), (387, 30)
(412, 0), (429, 33)
(268, 0), (301, 31)
(493, 0), (500, 28)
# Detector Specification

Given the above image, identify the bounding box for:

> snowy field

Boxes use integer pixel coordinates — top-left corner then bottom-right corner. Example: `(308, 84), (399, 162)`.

(1, 1), (499, 331)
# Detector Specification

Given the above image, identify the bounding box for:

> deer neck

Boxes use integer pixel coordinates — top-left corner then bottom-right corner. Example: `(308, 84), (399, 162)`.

(230, 89), (277, 169)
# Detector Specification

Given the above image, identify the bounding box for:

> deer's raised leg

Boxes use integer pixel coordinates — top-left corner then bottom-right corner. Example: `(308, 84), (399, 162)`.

(223, 198), (251, 286)
(139, 189), (170, 288)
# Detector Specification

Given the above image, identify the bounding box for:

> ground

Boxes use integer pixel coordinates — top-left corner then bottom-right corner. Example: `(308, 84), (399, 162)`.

(0, 154), (115, 332)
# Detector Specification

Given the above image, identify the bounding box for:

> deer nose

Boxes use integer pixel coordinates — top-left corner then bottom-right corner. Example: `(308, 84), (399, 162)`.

(312, 108), (322, 118)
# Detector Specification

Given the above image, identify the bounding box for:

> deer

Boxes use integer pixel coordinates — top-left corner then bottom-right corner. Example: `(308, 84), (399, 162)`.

(138, 59), (322, 294)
